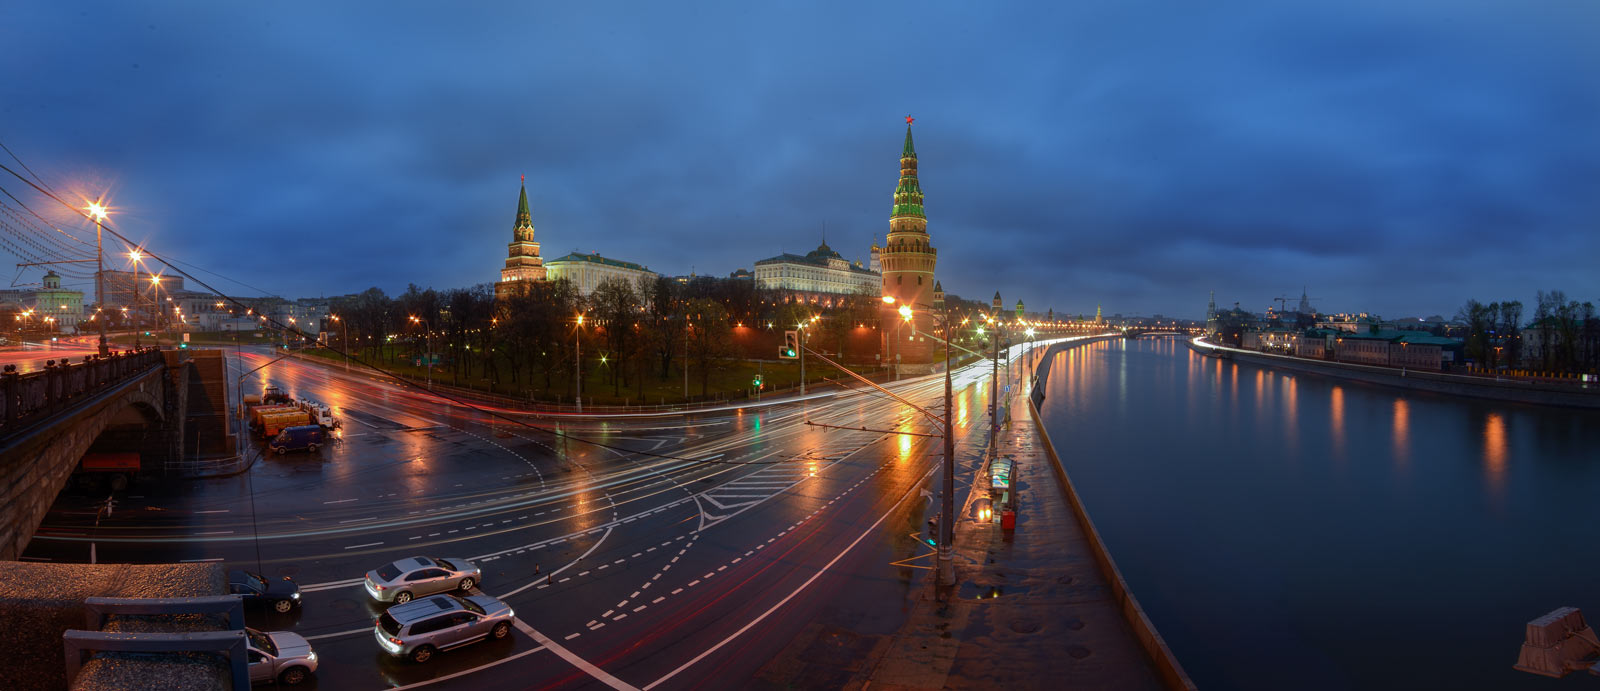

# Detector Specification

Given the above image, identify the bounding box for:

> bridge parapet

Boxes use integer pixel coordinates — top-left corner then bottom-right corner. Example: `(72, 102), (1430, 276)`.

(0, 349), (165, 440)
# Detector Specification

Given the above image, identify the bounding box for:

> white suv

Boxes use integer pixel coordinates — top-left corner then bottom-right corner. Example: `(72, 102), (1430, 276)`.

(374, 593), (515, 663)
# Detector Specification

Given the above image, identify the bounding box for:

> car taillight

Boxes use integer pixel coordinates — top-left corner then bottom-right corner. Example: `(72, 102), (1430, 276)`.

(388, 637), (403, 645)
(373, 583), (386, 590)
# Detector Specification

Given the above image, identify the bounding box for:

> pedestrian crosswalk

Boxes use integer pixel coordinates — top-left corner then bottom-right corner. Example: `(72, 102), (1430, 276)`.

(695, 435), (875, 527)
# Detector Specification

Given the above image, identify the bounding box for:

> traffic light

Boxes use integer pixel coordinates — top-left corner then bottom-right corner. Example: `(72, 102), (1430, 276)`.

(779, 331), (798, 359)
(752, 374), (763, 389)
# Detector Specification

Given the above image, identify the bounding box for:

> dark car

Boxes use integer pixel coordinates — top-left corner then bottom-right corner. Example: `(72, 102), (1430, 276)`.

(229, 570), (302, 614)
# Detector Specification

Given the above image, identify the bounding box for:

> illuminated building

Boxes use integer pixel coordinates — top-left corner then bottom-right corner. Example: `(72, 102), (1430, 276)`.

(753, 242), (879, 307)
(545, 252), (657, 297)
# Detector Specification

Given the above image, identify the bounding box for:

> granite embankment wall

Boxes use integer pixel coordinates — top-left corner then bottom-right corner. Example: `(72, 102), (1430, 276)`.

(1188, 339), (1600, 409)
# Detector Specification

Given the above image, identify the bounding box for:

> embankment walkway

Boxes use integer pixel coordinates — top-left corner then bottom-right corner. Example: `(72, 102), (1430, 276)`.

(860, 338), (1193, 690)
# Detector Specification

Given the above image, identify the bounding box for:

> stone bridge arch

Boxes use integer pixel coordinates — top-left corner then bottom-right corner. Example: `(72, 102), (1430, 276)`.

(0, 363), (180, 561)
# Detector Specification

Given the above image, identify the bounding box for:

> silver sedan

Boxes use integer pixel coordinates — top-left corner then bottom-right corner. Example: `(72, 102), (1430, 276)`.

(364, 556), (481, 604)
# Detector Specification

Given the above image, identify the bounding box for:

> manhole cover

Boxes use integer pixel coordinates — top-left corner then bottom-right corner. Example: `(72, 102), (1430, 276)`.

(1009, 618), (1041, 634)
(1067, 645), (1091, 659)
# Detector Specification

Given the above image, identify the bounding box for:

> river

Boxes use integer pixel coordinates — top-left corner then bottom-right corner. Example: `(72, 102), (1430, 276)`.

(1036, 336), (1600, 690)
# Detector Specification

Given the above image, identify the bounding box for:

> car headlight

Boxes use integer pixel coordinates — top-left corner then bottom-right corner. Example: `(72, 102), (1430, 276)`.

(307, 652), (317, 662)
(292, 592), (301, 599)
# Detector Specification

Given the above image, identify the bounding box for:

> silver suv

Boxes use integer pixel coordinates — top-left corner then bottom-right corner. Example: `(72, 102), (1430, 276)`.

(246, 627), (317, 685)
(373, 593), (515, 663)
(364, 556), (481, 604)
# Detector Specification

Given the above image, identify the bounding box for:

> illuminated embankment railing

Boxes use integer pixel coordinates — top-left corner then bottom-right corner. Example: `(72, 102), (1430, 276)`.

(0, 348), (165, 439)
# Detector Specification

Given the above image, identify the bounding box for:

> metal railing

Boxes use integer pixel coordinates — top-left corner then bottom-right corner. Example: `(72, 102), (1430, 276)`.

(0, 348), (165, 439)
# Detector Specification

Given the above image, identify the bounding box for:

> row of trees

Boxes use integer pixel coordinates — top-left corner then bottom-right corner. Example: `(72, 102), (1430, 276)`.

(325, 276), (901, 402)
(1457, 290), (1600, 373)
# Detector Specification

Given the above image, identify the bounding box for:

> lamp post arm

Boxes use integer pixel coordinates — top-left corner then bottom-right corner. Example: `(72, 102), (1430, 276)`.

(801, 345), (945, 431)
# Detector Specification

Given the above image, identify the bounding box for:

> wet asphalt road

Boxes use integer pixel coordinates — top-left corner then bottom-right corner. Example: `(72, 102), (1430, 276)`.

(21, 341), (1058, 690)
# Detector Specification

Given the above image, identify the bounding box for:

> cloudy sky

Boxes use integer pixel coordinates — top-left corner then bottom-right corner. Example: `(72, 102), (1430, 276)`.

(3, 1), (1597, 319)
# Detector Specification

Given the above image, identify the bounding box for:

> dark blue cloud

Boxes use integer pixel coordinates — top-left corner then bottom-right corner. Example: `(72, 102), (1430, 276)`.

(2, 0), (1596, 319)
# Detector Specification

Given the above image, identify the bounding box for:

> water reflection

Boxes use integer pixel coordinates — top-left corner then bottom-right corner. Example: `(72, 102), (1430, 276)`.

(1329, 386), (1345, 459)
(1283, 376), (1297, 447)
(1392, 399), (1410, 470)
(1483, 412), (1507, 489)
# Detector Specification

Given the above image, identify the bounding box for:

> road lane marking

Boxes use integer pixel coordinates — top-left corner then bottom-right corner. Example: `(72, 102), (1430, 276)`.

(322, 498), (358, 504)
(642, 454), (940, 690)
(344, 541), (383, 549)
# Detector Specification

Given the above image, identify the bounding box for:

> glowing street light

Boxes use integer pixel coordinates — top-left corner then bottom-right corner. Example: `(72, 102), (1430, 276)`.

(86, 200), (109, 355)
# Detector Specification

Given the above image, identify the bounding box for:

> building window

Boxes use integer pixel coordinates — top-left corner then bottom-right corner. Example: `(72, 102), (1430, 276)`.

(897, 276), (902, 285)
(917, 277), (922, 285)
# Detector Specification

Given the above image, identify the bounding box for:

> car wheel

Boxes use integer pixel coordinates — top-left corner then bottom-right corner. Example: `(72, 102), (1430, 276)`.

(458, 577), (475, 592)
(279, 666), (309, 685)
(308, 443), (318, 452)
(394, 591), (412, 604)
(274, 599), (294, 613)
(276, 446), (287, 455)
(410, 645), (436, 663)
(491, 621), (511, 639)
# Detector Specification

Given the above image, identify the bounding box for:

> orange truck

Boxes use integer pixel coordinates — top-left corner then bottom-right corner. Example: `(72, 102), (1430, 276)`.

(259, 410), (312, 438)
(250, 404), (299, 427)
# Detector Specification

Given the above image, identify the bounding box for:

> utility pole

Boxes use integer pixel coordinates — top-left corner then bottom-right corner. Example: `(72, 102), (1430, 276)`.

(575, 313), (584, 413)
(799, 325), (806, 396)
(682, 315), (689, 400)
(938, 300), (954, 586)
(89, 202), (108, 356)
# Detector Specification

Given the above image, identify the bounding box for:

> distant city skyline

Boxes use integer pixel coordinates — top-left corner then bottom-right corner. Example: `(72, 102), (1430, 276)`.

(4, 1), (1598, 320)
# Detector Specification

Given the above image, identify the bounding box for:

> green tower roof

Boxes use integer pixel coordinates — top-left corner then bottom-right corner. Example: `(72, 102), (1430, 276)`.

(514, 183), (532, 230)
(903, 124), (916, 157)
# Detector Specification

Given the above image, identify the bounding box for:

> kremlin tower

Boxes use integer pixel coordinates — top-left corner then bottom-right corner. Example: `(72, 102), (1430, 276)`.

(879, 117), (938, 369)
(496, 179), (546, 297)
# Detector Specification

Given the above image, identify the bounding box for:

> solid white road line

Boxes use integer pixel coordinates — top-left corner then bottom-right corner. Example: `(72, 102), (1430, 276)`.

(516, 618), (638, 690)
(343, 541), (383, 550)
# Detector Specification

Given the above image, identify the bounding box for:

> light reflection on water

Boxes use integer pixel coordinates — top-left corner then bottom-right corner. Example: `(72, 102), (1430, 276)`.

(1039, 338), (1600, 691)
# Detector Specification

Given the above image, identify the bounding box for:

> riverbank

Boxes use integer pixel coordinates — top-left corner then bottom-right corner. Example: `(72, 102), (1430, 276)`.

(1188, 337), (1600, 409)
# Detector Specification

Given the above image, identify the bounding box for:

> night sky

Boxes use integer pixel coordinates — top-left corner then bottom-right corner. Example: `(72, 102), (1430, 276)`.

(4, 1), (1597, 319)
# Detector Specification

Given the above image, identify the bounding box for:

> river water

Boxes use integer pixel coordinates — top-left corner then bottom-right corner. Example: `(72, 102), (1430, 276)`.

(1036, 336), (1600, 690)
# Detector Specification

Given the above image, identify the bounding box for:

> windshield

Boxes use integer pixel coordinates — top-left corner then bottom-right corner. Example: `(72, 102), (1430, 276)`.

(247, 628), (276, 656)
(459, 597), (485, 615)
(375, 563), (402, 581)
(242, 572), (266, 590)
(435, 558), (456, 571)
(378, 612), (402, 636)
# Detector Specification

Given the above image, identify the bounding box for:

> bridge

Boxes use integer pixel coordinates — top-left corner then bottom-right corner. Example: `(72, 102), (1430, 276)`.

(1120, 328), (1195, 339)
(0, 348), (229, 561)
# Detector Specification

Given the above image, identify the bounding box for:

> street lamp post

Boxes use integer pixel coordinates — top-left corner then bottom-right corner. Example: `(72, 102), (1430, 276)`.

(883, 295), (956, 586)
(409, 316), (433, 390)
(575, 313), (584, 412)
(128, 249), (145, 349)
(87, 202), (109, 356)
(330, 314), (349, 372)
